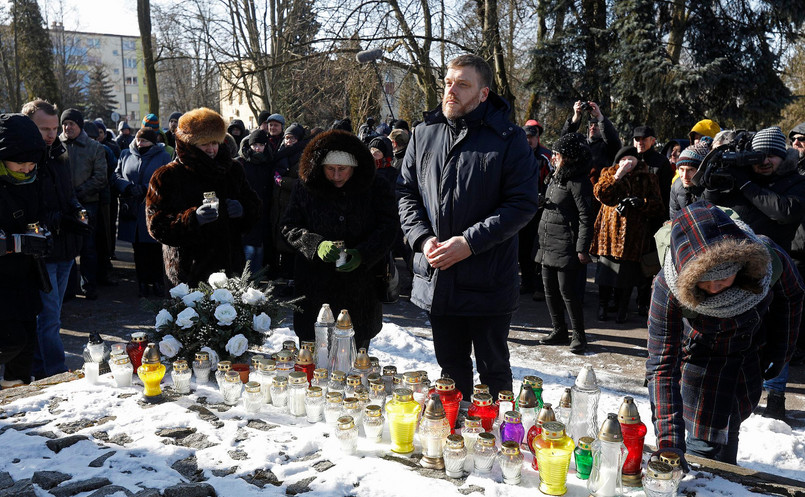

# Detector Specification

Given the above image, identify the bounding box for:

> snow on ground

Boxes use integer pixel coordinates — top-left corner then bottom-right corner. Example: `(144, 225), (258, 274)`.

(1, 322), (803, 496)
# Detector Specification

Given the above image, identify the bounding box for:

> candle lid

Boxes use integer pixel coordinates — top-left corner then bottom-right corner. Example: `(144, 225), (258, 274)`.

(575, 364), (598, 390)
(403, 371), (420, 385)
(463, 416), (482, 428)
(272, 375), (288, 385)
(87, 332), (104, 345)
(559, 387), (572, 408)
(537, 403), (556, 425)
(369, 356), (380, 367)
(217, 361), (232, 372)
(354, 386), (369, 401)
(224, 370), (241, 382)
(578, 436), (594, 450)
(300, 341), (315, 351)
(445, 434), (465, 449)
(343, 397), (359, 409)
(436, 377), (456, 391)
(523, 375), (543, 388)
(367, 373), (381, 384)
(473, 384), (490, 395)
(659, 451), (681, 467)
(316, 303), (335, 324)
(289, 371), (307, 384)
(335, 309), (353, 329)
(392, 388), (413, 401)
(471, 392), (493, 406)
(195, 351), (210, 361)
(113, 356), (131, 366)
(618, 396), (642, 424)
(282, 340), (297, 351)
(259, 359), (277, 371)
(646, 461), (674, 480)
(250, 354), (265, 366)
(326, 391), (344, 403)
(497, 390), (514, 402)
(500, 440), (521, 455)
(306, 386), (323, 397)
(245, 381), (260, 392)
(370, 380), (385, 393)
(337, 415), (355, 430)
(331, 370), (346, 382)
(423, 394), (446, 420)
(598, 413), (624, 442)
(276, 350), (293, 361)
(313, 368), (328, 379)
(517, 385), (537, 408)
(541, 421), (566, 439)
(346, 375), (362, 386)
(365, 404), (382, 417)
(393, 374), (403, 385)
(354, 348), (371, 369)
(203, 191), (217, 198)
(131, 332), (147, 342)
(296, 348), (314, 365)
(142, 343), (161, 364)
(477, 432), (496, 446)
(503, 411), (522, 424)
(382, 365), (397, 376)
(172, 360), (189, 372)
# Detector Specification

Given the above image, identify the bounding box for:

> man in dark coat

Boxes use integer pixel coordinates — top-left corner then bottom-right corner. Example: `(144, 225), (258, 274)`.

(23, 100), (87, 379)
(281, 130), (398, 348)
(790, 122), (805, 170)
(146, 108), (260, 286)
(397, 54), (540, 400)
(560, 101), (622, 185)
(238, 129), (275, 272)
(0, 113), (48, 387)
(669, 143), (709, 219)
(520, 120), (551, 299)
(165, 112), (182, 149)
(115, 121), (134, 151)
(647, 201), (803, 464)
(227, 119), (247, 148)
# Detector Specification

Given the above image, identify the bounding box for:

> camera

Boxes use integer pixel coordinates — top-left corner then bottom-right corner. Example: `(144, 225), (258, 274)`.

(698, 131), (764, 192)
(580, 101), (592, 112)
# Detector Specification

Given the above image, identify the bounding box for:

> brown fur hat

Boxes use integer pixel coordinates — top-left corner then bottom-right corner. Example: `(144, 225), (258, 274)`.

(175, 108), (226, 147)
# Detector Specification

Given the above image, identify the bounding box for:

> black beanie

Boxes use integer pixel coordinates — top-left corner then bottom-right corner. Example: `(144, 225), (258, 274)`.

(283, 123), (305, 141)
(0, 113), (47, 162)
(258, 111), (271, 126)
(553, 133), (591, 165)
(248, 129), (269, 146)
(60, 108), (84, 129)
(83, 122), (100, 139)
(136, 127), (159, 144)
(613, 146), (639, 166)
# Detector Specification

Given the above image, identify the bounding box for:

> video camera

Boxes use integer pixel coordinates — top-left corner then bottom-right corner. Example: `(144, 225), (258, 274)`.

(696, 131), (765, 193)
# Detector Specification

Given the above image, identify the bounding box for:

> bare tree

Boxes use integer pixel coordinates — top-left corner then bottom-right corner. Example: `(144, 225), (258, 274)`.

(138, 0), (160, 115)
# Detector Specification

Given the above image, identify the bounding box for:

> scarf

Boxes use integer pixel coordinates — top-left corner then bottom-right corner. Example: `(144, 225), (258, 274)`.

(0, 160), (37, 185)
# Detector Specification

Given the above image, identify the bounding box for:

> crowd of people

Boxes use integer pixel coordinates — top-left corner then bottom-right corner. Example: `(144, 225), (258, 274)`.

(1, 53), (804, 468)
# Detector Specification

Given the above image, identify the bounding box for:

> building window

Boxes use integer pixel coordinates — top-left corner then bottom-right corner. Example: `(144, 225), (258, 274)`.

(124, 58), (138, 69)
(113, 68), (120, 75)
(87, 56), (101, 65)
(113, 49), (119, 56)
(143, 94), (149, 104)
(86, 38), (100, 48)
(122, 40), (136, 51)
(125, 76), (137, 85)
(126, 93), (139, 103)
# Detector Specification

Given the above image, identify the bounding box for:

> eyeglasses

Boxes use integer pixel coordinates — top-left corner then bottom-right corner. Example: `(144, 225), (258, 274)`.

(793, 136), (805, 143)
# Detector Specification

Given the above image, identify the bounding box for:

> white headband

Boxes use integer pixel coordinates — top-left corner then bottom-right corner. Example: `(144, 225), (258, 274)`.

(322, 150), (358, 167)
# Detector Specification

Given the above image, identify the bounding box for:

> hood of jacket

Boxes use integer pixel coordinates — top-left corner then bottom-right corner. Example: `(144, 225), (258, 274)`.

(772, 147), (801, 176)
(665, 201), (771, 315)
(128, 138), (168, 160)
(423, 91), (515, 139)
(788, 122), (805, 141)
(298, 129), (375, 194)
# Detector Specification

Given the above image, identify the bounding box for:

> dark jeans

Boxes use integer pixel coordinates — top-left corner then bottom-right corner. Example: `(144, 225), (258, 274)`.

(0, 319), (37, 383)
(542, 264), (585, 334)
(79, 202), (99, 291)
(685, 402), (741, 464)
(429, 313), (513, 400)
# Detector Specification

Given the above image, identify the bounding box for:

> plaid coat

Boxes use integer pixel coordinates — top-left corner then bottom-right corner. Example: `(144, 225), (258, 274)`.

(647, 202), (803, 450)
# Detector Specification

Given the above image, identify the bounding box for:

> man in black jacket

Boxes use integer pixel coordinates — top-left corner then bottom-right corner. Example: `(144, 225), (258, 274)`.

(398, 54), (540, 400)
(561, 101), (621, 185)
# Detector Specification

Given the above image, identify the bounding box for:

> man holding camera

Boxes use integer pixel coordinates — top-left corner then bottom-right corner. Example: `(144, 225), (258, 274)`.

(561, 100), (622, 185)
(0, 113), (49, 388)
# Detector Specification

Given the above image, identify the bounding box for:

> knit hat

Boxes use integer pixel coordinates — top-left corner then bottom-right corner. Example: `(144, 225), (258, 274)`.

(118, 121), (131, 132)
(553, 132), (591, 165)
(633, 125), (655, 138)
(82, 122), (100, 139)
(267, 113), (285, 126)
(699, 261), (743, 281)
(93, 119), (107, 133)
(330, 118), (353, 133)
(175, 107), (227, 146)
(60, 108), (84, 129)
(751, 126), (788, 159)
(613, 145), (639, 166)
(0, 113), (46, 163)
(689, 119), (720, 142)
(322, 150), (358, 167)
(136, 127), (159, 144)
(392, 119), (409, 131)
(389, 129), (409, 147)
(368, 136), (393, 159)
(283, 123), (305, 141)
(248, 129), (269, 146)
(142, 114), (160, 130)
(676, 143), (710, 169)
(169, 112), (183, 121)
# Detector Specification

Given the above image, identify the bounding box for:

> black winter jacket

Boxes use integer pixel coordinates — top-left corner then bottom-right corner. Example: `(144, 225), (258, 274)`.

(238, 147), (276, 248)
(668, 179), (704, 220)
(397, 95), (540, 315)
(39, 141), (84, 262)
(561, 116), (622, 173)
(639, 147), (673, 220)
(535, 159), (594, 268)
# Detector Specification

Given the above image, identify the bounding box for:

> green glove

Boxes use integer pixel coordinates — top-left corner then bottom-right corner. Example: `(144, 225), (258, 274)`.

(337, 249), (362, 272)
(317, 241), (341, 262)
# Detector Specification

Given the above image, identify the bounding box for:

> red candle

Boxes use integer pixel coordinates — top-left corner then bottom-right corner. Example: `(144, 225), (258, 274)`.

(429, 378), (463, 433)
(618, 396), (648, 485)
(468, 393), (498, 432)
(126, 332), (148, 373)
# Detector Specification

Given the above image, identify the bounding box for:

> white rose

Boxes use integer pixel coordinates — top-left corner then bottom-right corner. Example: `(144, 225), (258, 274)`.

(200, 346), (219, 368)
(176, 307), (199, 329)
(169, 283), (190, 298)
(208, 272), (229, 289)
(241, 287), (265, 305)
(252, 313), (272, 332)
(225, 334), (249, 358)
(155, 309), (174, 330)
(182, 291), (205, 307)
(211, 288), (234, 304)
(158, 334), (182, 358)
(214, 303), (237, 326)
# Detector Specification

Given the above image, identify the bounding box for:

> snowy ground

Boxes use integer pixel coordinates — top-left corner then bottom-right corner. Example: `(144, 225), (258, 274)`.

(1, 322), (803, 496)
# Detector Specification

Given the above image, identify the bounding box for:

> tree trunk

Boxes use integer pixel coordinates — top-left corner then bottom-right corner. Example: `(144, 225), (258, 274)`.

(480, 0), (516, 119)
(137, 0), (159, 115)
(667, 0), (687, 64)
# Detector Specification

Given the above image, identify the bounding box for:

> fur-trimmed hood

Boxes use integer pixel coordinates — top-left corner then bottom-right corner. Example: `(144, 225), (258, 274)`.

(668, 201), (771, 311)
(297, 129), (375, 193)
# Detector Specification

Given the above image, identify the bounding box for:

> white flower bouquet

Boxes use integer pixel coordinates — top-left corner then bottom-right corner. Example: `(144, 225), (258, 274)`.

(148, 267), (300, 363)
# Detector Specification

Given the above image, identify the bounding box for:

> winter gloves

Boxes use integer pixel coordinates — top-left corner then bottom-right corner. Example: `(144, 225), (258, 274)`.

(336, 249), (362, 272)
(227, 199), (243, 218)
(195, 203), (219, 225)
(317, 241), (341, 262)
(621, 196), (645, 208)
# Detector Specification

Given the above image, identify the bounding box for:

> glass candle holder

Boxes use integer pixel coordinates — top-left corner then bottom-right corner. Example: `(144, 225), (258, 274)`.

(574, 436), (594, 480)
(270, 375), (288, 409)
(362, 404), (384, 443)
(275, 349), (295, 378)
(328, 370), (346, 395)
(324, 391), (344, 425)
(369, 356), (381, 376)
(215, 361), (232, 390)
(619, 396), (648, 487)
(126, 332), (148, 372)
(369, 380), (386, 408)
(250, 354), (265, 374)
(192, 352), (211, 384)
(519, 376), (544, 411)
(258, 359), (276, 404)
(498, 440), (524, 485)
(527, 402), (557, 470)
(137, 343), (165, 403)
(385, 388), (420, 454)
(468, 393), (498, 432)
(288, 371), (308, 417)
(311, 368), (329, 396)
(244, 381), (262, 413)
(345, 374), (362, 397)
(461, 416), (484, 454)
(403, 372), (425, 409)
(381, 365), (397, 396)
(500, 411), (525, 445)
(419, 394), (451, 469)
(443, 434), (467, 478)
(472, 432), (497, 474)
(295, 346), (315, 383)
(171, 360), (192, 394)
(84, 362), (100, 384)
(659, 451), (684, 487)
(643, 461), (677, 497)
(496, 390), (515, 427)
(343, 397), (362, 426)
(431, 378), (463, 434)
(535, 421), (575, 496)
(335, 415), (359, 455)
(313, 303), (334, 369)
(221, 370), (243, 406)
(588, 414), (628, 497)
(305, 386), (325, 423)
(350, 347), (372, 385)
(109, 355), (132, 387)
(568, 365), (600, 444)
(328, 309), (357, 375)
(556, 387), (572, 426)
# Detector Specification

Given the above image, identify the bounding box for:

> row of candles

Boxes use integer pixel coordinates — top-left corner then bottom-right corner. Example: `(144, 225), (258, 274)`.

(81, 306), (683, 497)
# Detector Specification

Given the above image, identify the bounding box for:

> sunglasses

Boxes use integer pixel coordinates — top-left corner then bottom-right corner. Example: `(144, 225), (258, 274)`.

(793, 136), (805, 143)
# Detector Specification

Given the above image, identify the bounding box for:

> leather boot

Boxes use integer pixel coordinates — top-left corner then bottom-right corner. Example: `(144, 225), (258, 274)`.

(569, 330), (587, 354)
(763, 390), (786, 421)
(541, 328), (570, 345)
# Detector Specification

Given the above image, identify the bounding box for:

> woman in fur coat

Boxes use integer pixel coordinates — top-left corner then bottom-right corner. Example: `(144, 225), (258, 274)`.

(281, 130), (398, 349)
(146, 108), (260, 286)
(590, 145), (663, 323)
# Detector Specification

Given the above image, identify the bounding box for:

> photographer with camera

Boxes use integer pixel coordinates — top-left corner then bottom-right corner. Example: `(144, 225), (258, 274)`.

(702, 126), (805, 252)
(561, 100), (622, 186)
(0, 113), (50, 388)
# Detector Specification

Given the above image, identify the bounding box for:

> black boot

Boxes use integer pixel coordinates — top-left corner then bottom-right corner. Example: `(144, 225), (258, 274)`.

(569, 330), (587, 354)
(541, 328), (570, 345)
(597, 305), (608, 321)
(763, 391), (786, 421)
(615, 288), (630, 324)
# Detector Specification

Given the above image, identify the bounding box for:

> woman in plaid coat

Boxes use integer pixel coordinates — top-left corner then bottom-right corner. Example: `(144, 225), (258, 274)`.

(647, 201), (803, 464)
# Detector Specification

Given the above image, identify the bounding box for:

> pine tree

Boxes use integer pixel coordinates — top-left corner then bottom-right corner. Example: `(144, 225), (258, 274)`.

(11, 0), (60, 105)
(84, 65), (119, 126)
